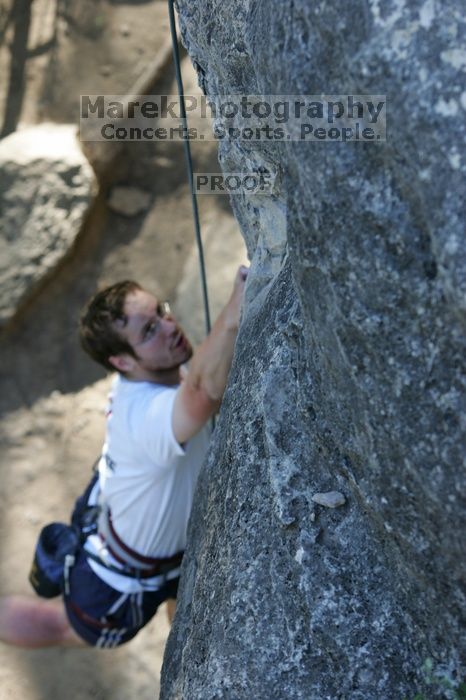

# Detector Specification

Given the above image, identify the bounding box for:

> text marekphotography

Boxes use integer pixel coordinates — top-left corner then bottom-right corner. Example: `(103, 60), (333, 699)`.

(80, 94), (387, 142)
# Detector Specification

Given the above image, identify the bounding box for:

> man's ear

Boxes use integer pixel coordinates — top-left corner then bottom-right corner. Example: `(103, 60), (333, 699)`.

(108, 354), (136, 373)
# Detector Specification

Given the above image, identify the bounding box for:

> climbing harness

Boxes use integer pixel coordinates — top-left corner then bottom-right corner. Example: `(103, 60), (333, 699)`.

(29, 466), (183, 599)
(96, 502), (183, 578)
(77, 473), (184, 585)
(167, 0), (211, 336)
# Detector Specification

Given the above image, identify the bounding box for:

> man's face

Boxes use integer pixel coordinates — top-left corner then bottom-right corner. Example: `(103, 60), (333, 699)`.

(110, 289), (193, 383)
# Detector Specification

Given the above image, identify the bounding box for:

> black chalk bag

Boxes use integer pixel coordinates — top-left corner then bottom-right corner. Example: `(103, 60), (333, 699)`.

(29, 522), (79, 598)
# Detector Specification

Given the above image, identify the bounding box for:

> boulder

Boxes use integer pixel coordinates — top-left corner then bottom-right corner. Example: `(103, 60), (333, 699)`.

(161, 1), (466, 699)
(0, 123), (96, 326)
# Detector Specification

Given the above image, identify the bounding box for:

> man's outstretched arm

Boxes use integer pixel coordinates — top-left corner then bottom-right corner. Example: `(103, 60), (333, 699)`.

(172, 265), (248, 444)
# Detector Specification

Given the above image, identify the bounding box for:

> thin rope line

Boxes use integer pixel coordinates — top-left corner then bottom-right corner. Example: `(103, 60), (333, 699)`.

(168, 0), (211, 336)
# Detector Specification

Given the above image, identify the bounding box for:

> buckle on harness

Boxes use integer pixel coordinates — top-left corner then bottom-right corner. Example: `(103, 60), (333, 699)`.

(64, 553), (76, 596)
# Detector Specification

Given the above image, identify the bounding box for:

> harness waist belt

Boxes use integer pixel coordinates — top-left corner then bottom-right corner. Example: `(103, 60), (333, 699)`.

(97, 504), (183, 577)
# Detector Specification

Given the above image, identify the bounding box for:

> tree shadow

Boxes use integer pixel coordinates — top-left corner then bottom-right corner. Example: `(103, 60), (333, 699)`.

(1, 0), (33, 138)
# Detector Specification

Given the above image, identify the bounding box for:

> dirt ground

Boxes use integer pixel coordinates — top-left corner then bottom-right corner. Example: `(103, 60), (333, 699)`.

(0, 1), (246, 698)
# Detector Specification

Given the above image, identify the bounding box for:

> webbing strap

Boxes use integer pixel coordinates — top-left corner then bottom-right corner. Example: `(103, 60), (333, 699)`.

(97, 504), (184, 574)
(67, 598), (120, 630)
(98, 504), (162, 570)
(83, 543), (182, 580)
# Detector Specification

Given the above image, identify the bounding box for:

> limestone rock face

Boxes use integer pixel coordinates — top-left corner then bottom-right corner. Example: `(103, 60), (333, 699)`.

(161, 2), (466, 699)
(0, 124), (96, 326)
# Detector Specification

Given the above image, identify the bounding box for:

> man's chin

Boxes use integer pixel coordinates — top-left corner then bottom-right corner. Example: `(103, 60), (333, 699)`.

(165, 346), (193, 373)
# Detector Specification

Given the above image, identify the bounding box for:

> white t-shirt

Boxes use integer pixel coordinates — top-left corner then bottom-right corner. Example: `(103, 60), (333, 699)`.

(86, 374), (210, 592)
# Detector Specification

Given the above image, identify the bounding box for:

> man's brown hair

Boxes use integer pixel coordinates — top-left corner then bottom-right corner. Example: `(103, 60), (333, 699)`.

(79, 280), (142, 372)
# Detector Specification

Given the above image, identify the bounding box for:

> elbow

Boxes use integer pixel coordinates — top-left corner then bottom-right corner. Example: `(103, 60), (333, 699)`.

(189, 369), (225, 404)
(187, 374), (222, 410)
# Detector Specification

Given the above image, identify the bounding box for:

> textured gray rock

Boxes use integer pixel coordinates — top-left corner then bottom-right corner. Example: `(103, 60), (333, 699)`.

(0, 124), (96, 326)
(161, 1), (466, 699)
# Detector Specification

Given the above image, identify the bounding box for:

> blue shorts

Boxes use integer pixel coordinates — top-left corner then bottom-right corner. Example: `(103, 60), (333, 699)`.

(64, 547), (179, 648)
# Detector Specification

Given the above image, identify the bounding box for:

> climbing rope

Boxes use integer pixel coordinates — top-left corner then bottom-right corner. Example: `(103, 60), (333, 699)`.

(167, 0), (211, 336)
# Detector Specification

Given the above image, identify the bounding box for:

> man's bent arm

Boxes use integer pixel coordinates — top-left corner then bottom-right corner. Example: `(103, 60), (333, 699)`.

(172, 266), (248, 444)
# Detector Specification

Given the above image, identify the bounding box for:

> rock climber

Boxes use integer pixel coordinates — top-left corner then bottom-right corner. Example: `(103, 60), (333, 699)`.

(0, 264), (248, 648)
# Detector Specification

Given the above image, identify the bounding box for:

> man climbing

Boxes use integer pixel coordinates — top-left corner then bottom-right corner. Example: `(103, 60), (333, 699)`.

(0, 264), (248, 648)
